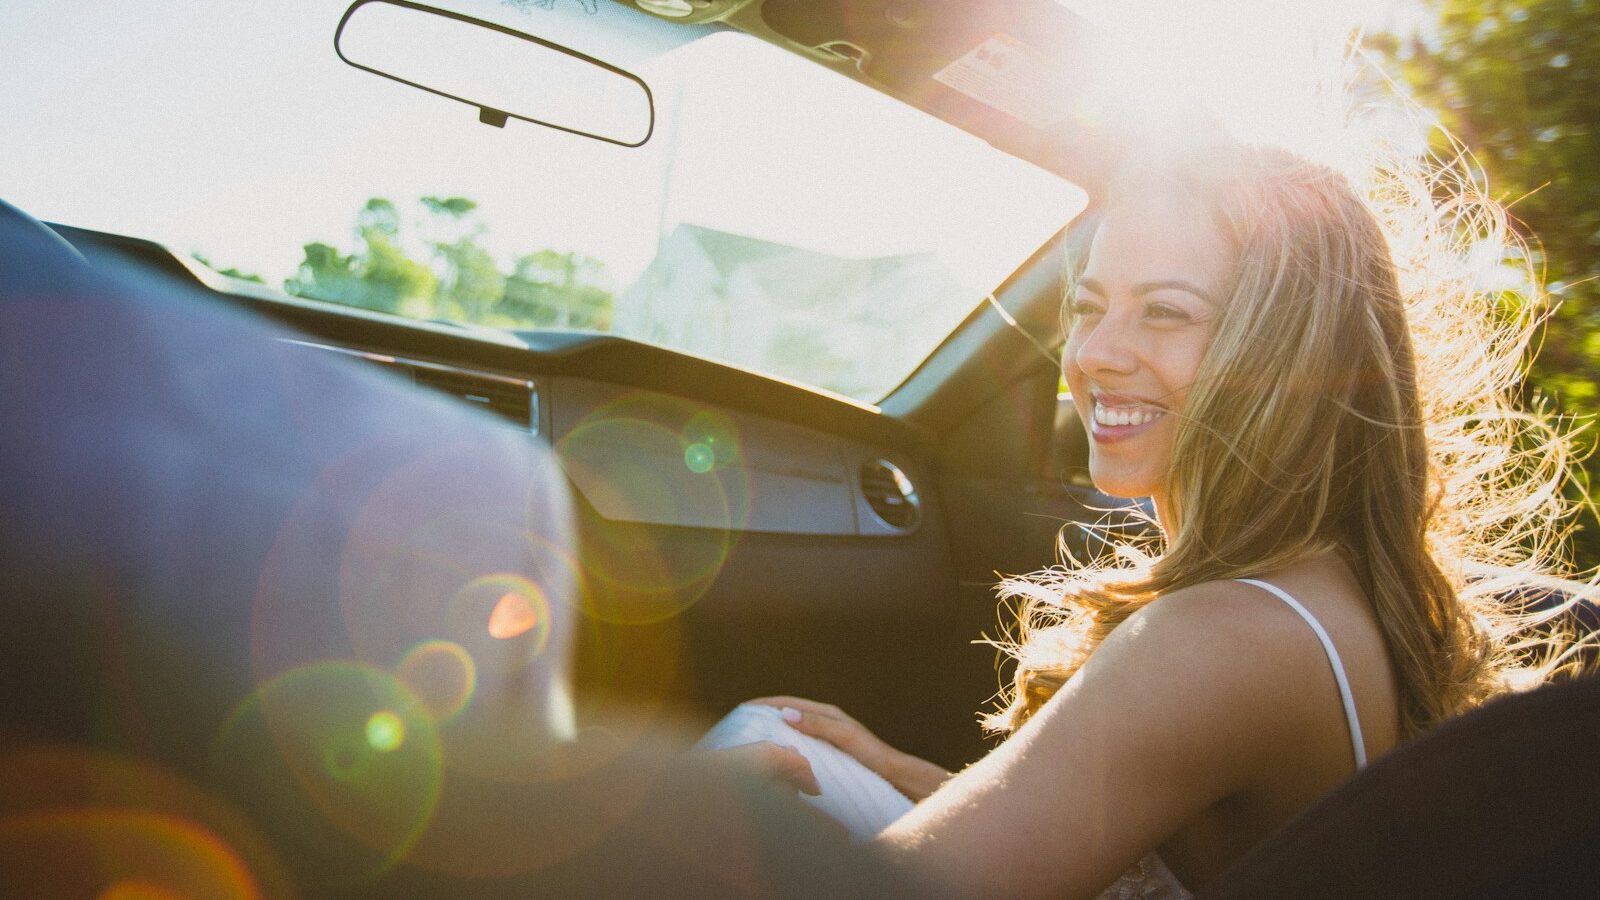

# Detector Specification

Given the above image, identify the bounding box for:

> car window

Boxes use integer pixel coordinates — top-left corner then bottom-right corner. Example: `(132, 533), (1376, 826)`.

(0, 0), (1085, 402)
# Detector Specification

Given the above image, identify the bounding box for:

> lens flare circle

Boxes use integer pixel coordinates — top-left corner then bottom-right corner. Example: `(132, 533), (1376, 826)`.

(395, 639), (479, 722)
(448, 574), (552, 665)
(210, 662), (442, 882)
(364, 711), (405, 752)
(556, 393), (750, 624)
(0, 810), (259, 900)
(682, 442), (715, 474)
(681, 409), (739, 471)
(0, 745), (290, 897)
(98, 879), (187, 900)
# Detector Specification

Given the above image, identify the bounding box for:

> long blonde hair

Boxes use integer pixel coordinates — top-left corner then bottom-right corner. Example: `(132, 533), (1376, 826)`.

(988, 141), (1590, 741)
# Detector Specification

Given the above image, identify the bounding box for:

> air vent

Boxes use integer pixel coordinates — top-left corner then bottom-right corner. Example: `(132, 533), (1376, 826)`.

(409, 365), (533, 430)
(281, 340), (535, 431)
(859, 459), (920, 531)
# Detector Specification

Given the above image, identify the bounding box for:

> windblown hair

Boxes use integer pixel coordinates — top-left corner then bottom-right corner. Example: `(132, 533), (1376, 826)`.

(987, 140), (1592, 741)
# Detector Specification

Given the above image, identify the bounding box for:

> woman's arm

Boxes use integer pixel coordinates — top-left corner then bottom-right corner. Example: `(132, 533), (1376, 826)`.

(874, 581), (1327, 899)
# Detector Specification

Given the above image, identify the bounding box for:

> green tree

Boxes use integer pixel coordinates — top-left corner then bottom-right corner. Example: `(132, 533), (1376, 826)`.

(503, 249), (613, 330)
(361, 230), (438, 316)
(432, 235), (505, 322)
(286, 198), (438, 315)
(285, 241), (365, 306)
(357, 197), (402, 238)
(413, 195), (502, 322)
(286, 195), (614, 332)
(358, 198), (438, 315)
(421, 196), (476, 218)
(1375, 0), (1600, 568)
(191, 253), (265, 284)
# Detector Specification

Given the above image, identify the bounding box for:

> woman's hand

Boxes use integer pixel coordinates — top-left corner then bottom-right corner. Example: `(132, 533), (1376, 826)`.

(697, 740), (821, 796)
(749, 696), (952, 802)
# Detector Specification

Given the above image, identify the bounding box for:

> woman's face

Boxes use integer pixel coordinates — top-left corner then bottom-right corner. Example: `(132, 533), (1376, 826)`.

(1064, 184), (1232, 515)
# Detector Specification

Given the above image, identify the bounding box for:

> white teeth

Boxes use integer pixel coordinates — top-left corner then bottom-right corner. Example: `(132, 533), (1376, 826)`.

(1093, 402), (1164, 428)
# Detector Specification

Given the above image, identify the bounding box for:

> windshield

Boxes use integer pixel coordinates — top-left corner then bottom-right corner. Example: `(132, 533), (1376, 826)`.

(1, 0), (1085, 402)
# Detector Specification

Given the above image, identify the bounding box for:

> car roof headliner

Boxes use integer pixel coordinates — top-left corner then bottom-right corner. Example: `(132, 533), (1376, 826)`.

(631, 0), (1122, 200)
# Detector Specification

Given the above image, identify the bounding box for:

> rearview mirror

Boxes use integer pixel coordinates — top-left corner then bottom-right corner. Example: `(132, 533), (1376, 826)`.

(335, 0), (655, 147)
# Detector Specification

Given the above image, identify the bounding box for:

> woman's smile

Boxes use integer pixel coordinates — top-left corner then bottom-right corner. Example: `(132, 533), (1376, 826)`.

(1088, 393), (1168, 444)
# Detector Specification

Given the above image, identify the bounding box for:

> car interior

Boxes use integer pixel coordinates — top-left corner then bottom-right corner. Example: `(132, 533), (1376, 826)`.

(17, 0), (1148, 774)
(4, 0), (1598, 896)
(42, 212), (1127, 773)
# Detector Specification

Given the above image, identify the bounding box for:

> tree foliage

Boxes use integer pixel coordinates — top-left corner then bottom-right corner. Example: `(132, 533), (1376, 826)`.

(285, 196), (612, 331)
(1375, 0), (1600, 568)
(192, 253), (265, 284)
(504, 249), (613, 330)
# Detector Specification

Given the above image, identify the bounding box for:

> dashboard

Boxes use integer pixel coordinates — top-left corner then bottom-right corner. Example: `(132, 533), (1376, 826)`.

(51, 223), (934, 542)
(46, 220), (996, 766)
(281, 337), (926, 538)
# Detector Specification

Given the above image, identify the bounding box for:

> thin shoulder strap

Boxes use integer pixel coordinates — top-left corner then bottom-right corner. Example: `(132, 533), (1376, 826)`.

(1235, 578), (1368, 770)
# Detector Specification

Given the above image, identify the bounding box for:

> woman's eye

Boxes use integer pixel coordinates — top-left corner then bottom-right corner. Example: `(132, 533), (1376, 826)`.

(1068, 297), (1103, 317)
(1144, 302), (1190, 322)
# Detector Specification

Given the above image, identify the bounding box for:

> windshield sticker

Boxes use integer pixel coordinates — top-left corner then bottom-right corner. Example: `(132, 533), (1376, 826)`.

(932, 34), (1065, 129)
(502, 0), (599, 14)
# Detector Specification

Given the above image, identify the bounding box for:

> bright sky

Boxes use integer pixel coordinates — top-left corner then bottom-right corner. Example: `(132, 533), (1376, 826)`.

(1055, 0), (1430, 168)
(0, 0), (1079, 295)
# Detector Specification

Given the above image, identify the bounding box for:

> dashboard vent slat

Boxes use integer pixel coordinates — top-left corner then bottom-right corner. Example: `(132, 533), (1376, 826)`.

(410, 367), (533, 429)
(859, 459), (920, 531)
(281, 339), (535, 432)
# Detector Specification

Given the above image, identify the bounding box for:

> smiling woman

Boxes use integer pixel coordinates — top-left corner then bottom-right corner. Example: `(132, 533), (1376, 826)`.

(727, 131), (1591, 896)
(961, 140), (1584, 895)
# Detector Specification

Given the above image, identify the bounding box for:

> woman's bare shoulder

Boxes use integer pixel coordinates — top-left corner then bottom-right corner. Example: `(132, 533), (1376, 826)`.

(1081, 578), (1360, 764)
(1111, 577), (1342, 665)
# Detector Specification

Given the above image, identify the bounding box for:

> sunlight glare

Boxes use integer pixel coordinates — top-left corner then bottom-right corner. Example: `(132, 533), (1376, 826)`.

(1058, 0), (1421, 168)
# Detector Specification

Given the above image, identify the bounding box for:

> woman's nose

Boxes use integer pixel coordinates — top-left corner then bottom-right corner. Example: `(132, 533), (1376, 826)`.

(1072, 314), (1138, 376)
